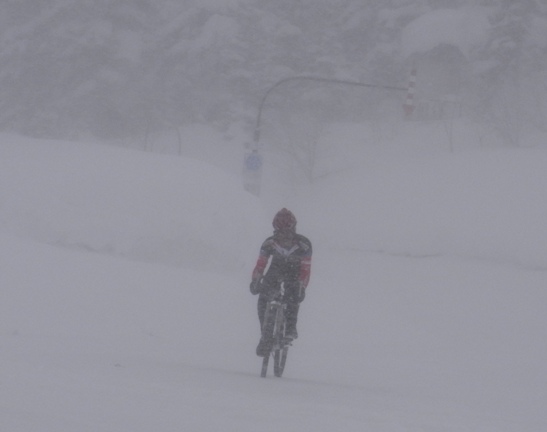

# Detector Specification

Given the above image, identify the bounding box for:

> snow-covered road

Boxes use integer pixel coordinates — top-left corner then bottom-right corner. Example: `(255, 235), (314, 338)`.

(1, 130), (546, 431)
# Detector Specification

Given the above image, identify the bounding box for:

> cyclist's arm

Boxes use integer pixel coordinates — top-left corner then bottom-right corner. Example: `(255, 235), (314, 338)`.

(299, 255), (312, 289)
(252, 254), (268, 280)
(298, 237), (312, 289)
(252, 238), (273, 281)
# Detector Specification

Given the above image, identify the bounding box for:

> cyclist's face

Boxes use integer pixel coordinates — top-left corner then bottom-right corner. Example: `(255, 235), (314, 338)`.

(274, 228), (295, 244)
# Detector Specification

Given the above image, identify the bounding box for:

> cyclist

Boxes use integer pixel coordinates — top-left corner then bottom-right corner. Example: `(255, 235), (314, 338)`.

(250, 208), (312, 356)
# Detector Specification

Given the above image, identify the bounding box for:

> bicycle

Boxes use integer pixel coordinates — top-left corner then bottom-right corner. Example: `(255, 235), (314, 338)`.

(260, 284), (292, 378)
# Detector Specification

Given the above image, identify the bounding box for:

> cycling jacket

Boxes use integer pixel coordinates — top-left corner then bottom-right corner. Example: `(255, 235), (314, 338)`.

(252, 233), (312, 289)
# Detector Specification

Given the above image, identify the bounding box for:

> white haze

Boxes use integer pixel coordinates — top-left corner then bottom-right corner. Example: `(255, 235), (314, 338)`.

(1, 119), (546, 431)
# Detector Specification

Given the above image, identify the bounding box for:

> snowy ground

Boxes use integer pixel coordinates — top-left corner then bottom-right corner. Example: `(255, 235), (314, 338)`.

(1, 123), (546, 431)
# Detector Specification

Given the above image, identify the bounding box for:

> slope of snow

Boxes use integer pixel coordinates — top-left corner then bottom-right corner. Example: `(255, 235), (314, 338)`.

(1, 127), (546, 431)
(0, 135), (264, 272)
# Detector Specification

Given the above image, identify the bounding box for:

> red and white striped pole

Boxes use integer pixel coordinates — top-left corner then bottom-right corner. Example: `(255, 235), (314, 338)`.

(403, 67), (417, 118)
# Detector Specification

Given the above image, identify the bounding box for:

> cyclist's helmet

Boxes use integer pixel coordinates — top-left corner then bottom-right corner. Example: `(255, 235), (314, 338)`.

(273, 208), (297, 232)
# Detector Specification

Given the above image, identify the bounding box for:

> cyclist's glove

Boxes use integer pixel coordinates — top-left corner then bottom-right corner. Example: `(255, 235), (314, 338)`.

(297, 284), (306, 303)
(249, 279), (261, 295)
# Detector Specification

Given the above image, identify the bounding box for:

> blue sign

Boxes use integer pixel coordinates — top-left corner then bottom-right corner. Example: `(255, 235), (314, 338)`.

(245, 152), (263, 171)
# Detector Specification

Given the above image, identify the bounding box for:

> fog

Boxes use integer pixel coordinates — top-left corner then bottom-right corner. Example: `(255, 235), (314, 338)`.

(2, 122), (547, 431)
(1, 3), (547, 430)
(1, 1), (546, 144)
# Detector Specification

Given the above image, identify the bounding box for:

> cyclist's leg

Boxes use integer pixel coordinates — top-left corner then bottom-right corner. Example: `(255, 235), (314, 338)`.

(256, 294), (270, 356)
(285, 303), (299, 339)
(256, 274), (280, 356)
(257, 272), (278, 329)
(257, 293), (268, 330)
(283, 280), (301, 339)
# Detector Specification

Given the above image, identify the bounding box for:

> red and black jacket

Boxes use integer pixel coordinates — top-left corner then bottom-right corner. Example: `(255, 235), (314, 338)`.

(252, 233), (312, 289)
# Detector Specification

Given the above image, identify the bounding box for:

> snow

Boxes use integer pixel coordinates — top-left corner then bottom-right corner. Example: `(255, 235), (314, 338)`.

(1, 123), (547, 431)
(188, 15), (240, 52)
(197, 0), (253, 11)
(528, 16), (547, 49)
(401, 7), (491, 58)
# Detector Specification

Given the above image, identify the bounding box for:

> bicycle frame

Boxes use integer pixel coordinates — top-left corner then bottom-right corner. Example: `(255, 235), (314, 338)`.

(267, 298), (287, 348)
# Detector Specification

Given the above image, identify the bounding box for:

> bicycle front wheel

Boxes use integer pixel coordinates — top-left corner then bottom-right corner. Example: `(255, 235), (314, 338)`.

(273, 345), (288, 377)
(261, 353), (270, 378)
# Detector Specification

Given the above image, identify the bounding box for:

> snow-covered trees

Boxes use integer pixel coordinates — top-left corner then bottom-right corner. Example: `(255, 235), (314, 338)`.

(0, 0), (545, 141)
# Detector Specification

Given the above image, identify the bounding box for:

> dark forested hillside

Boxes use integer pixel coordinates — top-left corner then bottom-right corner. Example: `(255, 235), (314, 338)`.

(1, 0), (546, 141)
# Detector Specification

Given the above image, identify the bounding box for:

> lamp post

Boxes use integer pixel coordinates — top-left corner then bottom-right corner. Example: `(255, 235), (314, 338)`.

(253, 76), (407, 148)
(246, 75), (408, 196)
